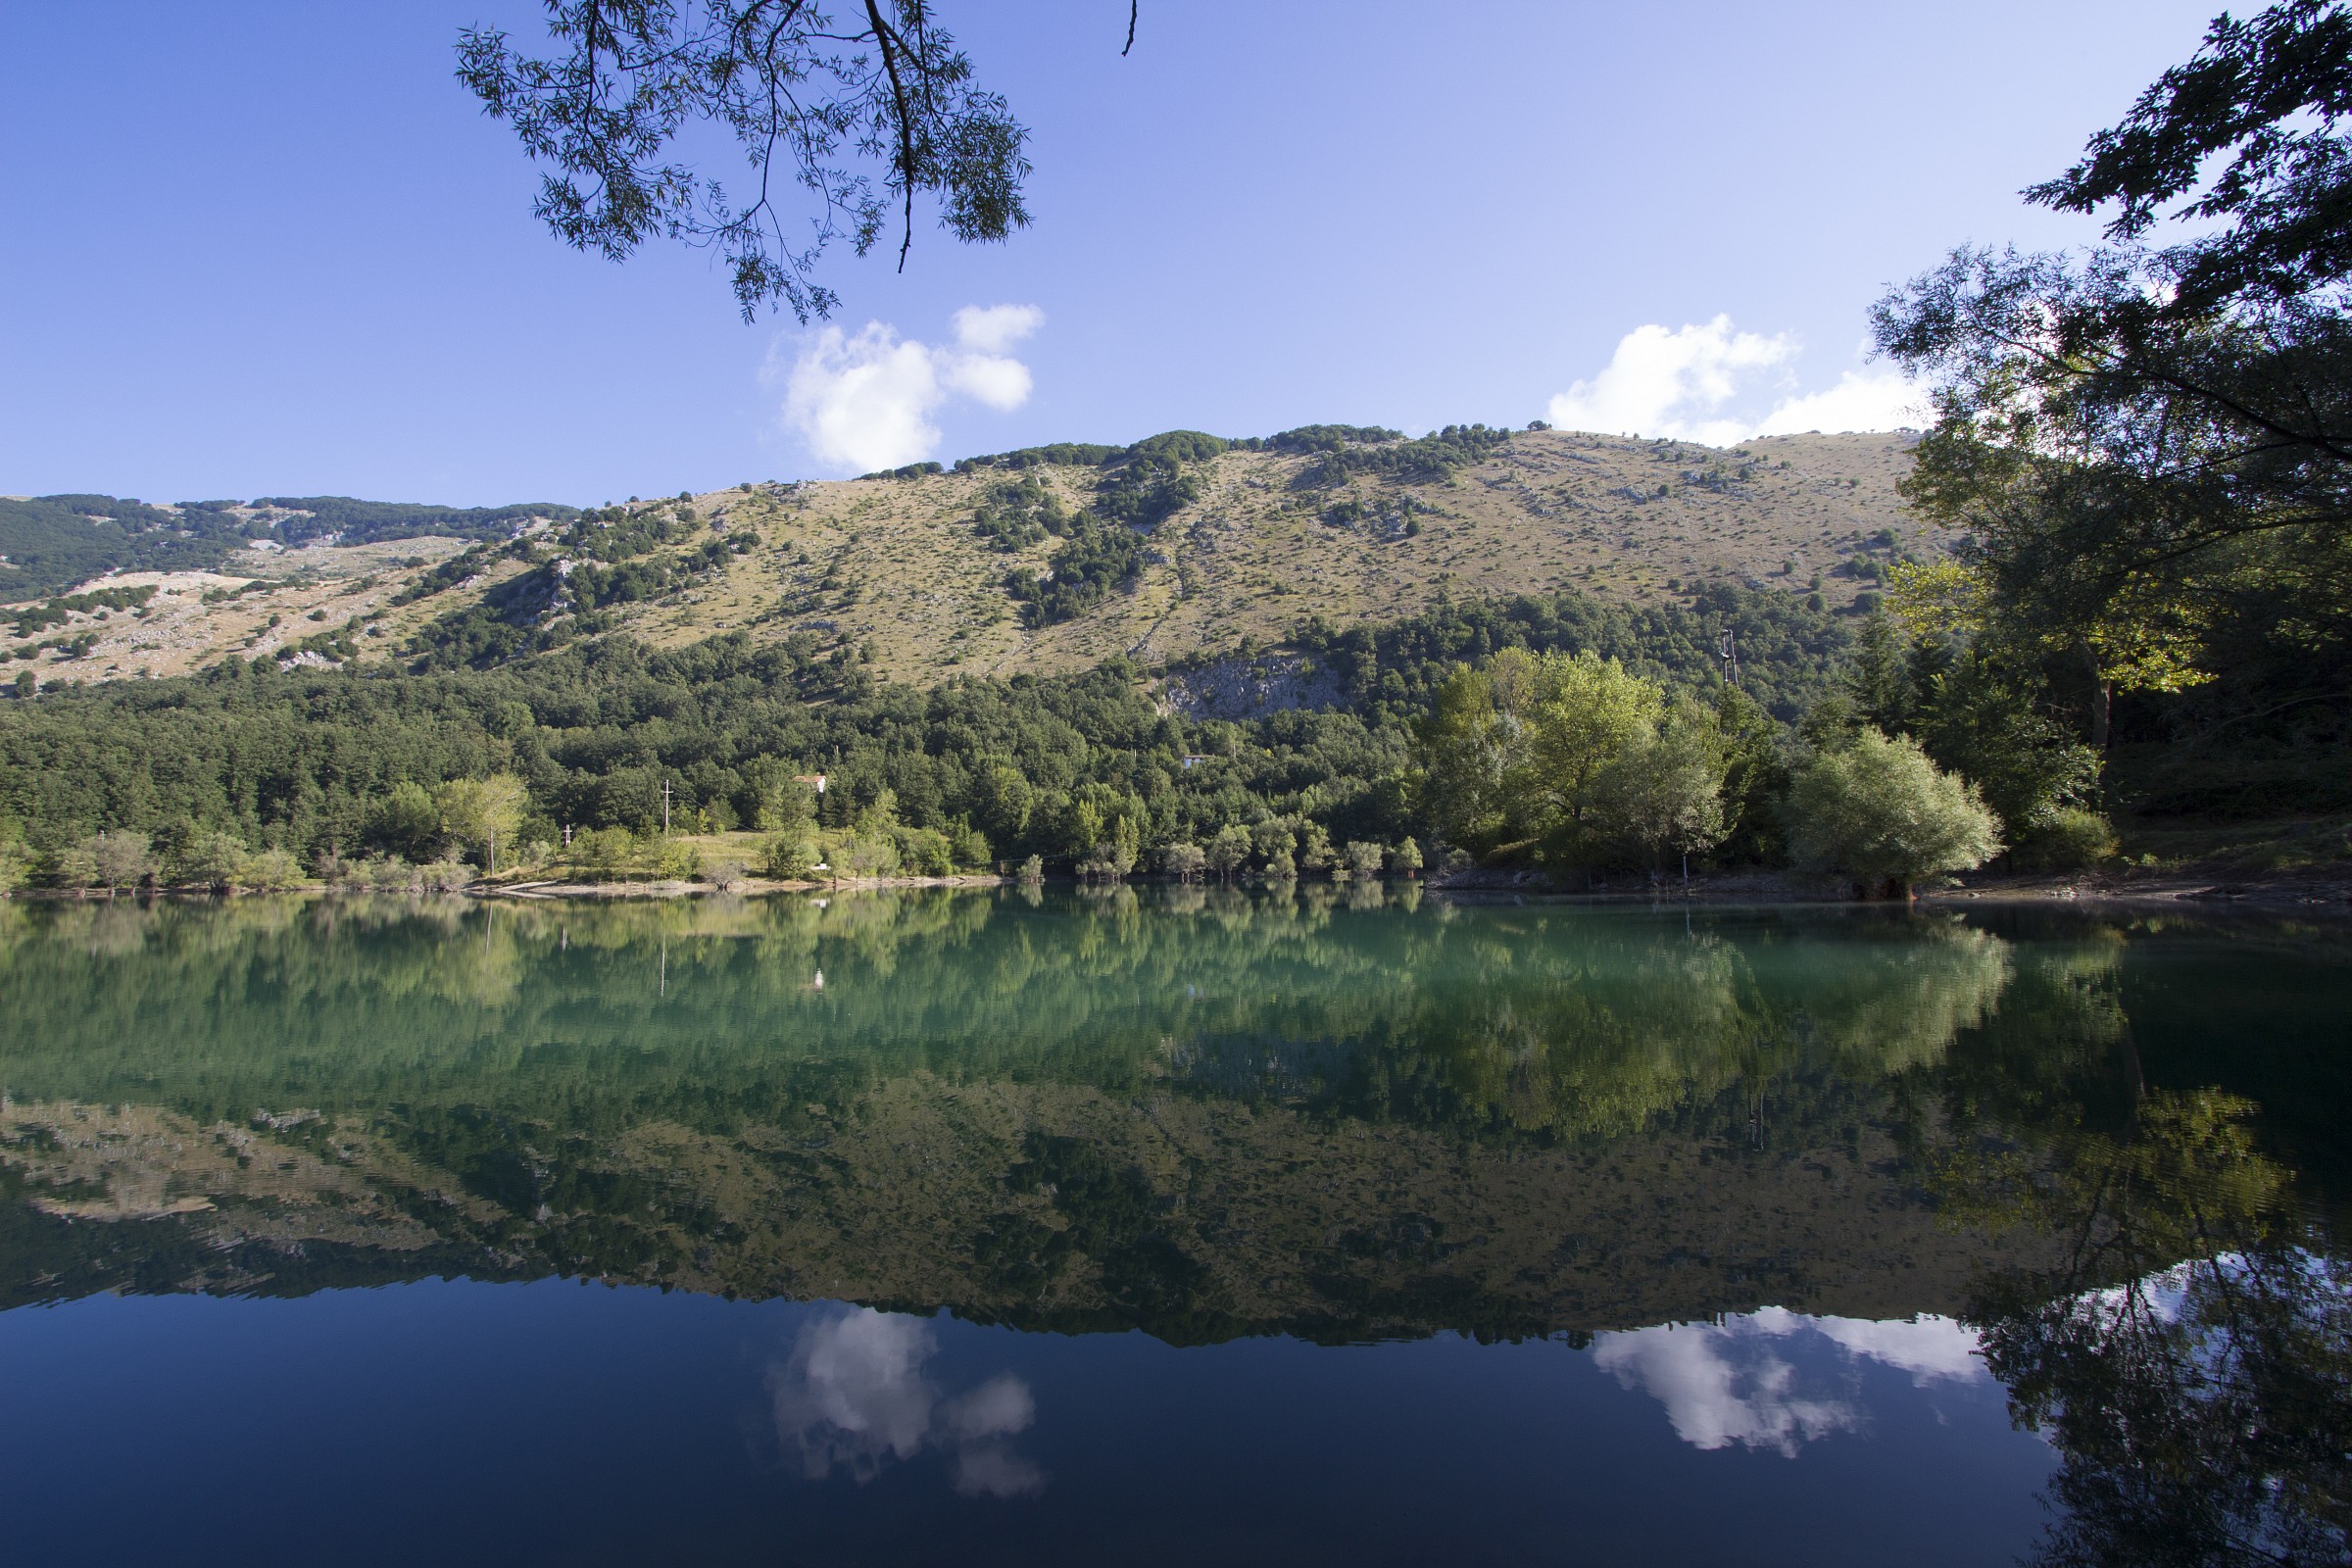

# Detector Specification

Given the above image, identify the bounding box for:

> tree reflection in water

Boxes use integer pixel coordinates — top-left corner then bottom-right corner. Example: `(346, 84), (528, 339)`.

(0, 892), (2343, 1557)
(1915, 940), (2352, 1568)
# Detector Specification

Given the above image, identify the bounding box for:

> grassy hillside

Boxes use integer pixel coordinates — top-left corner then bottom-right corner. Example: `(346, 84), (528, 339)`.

(4, 428), (1931, 690)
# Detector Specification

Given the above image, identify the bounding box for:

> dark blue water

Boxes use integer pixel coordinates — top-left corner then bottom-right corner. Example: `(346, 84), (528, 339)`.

(1, 1285), (2045, 1567)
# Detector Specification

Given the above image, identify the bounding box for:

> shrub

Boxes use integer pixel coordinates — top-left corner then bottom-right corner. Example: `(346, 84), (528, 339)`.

(949, 821), (991, 869)
(52, 840), (100, 890)
(417, 858), (473, 892)
(650, 838), (702, 881)
(1017, 854), (1045, 884)
(902, 828), (956, 877)
(571, 827), (638, 881)
(243, 847), (305, 891)
(367, 855), (416, 891)
(1391, 837), (1424, 876)
(178, 830), (252, 893)
(83, 830), (157, 893)
(835, 832), (901, 879)
(1344, 840), (1385, 879)
(1162, 841), (1206, 881)
(706, 858), (750, 891)
(761, 833), (820, 879)
(1785, 728), (2003, 895)
(2016, 808), (2118, 872)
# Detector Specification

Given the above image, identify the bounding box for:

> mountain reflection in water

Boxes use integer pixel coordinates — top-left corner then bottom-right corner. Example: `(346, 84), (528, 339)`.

(0, 890), (2343, 1566)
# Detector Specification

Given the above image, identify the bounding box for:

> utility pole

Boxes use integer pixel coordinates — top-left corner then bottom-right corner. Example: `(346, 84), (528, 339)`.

(662, 779), (671, 833)
(1717, 627), (1739, 688)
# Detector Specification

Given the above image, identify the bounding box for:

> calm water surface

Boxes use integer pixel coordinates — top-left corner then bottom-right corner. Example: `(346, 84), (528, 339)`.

(1, 889), (2345, 1566)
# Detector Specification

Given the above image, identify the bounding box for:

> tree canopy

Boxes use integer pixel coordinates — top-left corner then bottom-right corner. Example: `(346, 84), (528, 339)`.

(456, 1), (1062, 319)
(1873, 0), (2352, 808)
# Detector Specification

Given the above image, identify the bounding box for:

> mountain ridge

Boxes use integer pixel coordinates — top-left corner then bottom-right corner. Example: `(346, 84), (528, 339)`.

(3, 427), (1936, 692)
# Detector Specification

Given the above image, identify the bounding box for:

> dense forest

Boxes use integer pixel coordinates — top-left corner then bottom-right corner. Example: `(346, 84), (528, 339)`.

(0, 579), (1873, 889)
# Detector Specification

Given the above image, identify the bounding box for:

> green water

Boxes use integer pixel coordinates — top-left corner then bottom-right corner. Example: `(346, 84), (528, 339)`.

(0, 889), (2345, 1565)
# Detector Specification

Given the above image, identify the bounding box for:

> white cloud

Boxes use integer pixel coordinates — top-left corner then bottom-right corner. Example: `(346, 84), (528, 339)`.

(1547, 317), (1795, 446)
(1592, 1307), (1986, 1456)
(950, 303), (1045, 356)
(1752, 367), (1926, 437)
(1545, 318), (1922, 446)
(773, 305), (1043, 473)
(767, 1307), (1046, 1496)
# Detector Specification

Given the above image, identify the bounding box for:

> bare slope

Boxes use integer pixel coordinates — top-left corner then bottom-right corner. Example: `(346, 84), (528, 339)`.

(11, 430), (1930, 687)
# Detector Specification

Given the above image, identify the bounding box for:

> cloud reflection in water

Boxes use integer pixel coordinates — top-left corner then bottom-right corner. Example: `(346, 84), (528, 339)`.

(1592, 1307), (1986, 1456)
(767, 1307), (1044, 1497)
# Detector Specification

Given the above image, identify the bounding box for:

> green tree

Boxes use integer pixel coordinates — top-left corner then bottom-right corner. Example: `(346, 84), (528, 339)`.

(439, 772), (530, 875)
(1298, 821), (1335, 877)
(1785, 727), (2002, 896)
(1080, 811), (1140, 880)
(1912, 645), (2100, 850)
(1343, 840), (1385, 879)
(1874, 2), (2352, 758)
(52, 838), (99, 890)
(1846, 608), (1914, 733)
(651, 838), (702, 881)
(948, 819), (991, 868)
(1416, 648), (1664, 858)
(972, 760), (1034, 846)
(1389, 836), (1422, 877)
(242, 846), (305, 891)
(368, 780), (446, 862)
(87, 830), (157, 895)
(177, 829), (251, 893)
(572, 826), (640, 882)
(0, 823), (27, 894)
(1588, 700), (1729, 878)
(838, 831), (902, 880)
(1206, 824), (1251, 881)
(1713, 683), (1790, 864)
(761, 831), (822, 880)
(1161, 841), (1206, 881)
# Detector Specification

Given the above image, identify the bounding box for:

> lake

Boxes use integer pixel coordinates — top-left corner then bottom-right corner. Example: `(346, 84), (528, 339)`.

(1, 888), (2344, 1566)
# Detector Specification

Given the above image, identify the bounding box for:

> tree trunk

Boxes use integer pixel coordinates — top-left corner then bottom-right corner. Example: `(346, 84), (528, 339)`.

(2079, 639), (2112, 751)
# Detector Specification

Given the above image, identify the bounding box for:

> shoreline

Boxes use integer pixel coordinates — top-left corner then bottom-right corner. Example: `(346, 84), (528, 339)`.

(1425, 862), (2352, 911)
(8, 861), (2348, 911)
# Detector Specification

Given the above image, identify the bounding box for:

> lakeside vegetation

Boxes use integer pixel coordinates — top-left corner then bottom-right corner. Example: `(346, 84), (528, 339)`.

(0, 542), (2328, 898)
(0, 570), (2020, 895)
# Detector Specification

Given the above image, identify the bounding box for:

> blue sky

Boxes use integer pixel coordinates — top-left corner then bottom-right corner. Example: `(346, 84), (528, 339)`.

(0, 1), (2230, 504)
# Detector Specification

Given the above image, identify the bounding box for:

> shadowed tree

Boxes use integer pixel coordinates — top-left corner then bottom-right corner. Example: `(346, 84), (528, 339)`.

(1874, 0), (2352, 746)
(454, 2), (1150, 319)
